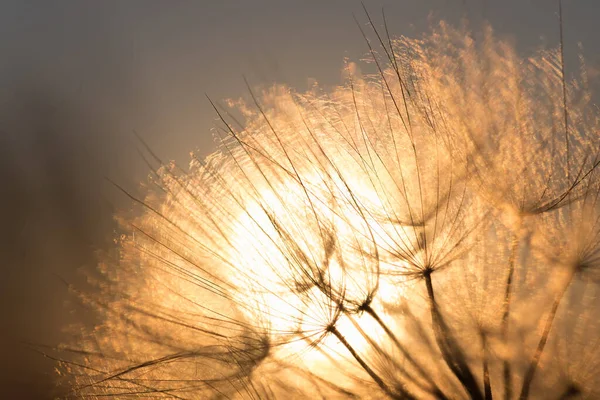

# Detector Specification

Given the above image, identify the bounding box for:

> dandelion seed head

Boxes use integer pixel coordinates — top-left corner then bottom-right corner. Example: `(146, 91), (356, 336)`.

(57, 17), (600, 399)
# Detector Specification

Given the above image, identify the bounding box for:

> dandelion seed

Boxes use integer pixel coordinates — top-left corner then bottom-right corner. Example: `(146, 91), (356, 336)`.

(57, 11), (600, 400)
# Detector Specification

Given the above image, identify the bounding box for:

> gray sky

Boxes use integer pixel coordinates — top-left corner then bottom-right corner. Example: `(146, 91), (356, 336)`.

(0, 1), (598, 397)
(2, 0), (598, 174)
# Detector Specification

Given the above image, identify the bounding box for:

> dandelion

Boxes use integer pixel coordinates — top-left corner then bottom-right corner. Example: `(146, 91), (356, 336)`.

(57, 7), (600, 400)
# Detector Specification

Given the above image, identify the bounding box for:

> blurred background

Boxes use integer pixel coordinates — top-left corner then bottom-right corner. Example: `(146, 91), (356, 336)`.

(0, 0), (597, 398)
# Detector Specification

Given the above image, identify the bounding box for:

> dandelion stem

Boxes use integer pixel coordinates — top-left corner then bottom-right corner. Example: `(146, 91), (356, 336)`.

(424, 273), (484, 400)
(329, 325), (401, 399)
(481, 332), (493, 400)
(346, 313), (432, 399)
(363, 305), (439, 385)
(501, 227), (521, 400)
(361, 305), (448, 399)
(518, 271), (574, 400)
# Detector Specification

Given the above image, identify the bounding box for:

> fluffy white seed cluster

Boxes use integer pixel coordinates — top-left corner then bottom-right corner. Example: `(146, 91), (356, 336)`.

(60, 20), (600, 400)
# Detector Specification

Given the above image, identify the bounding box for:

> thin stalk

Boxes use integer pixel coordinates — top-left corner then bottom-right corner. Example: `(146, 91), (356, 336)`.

(424, 272), (484, 400)
(329, 326), (400, 399)
(501, 227), (521, 400)
(345, 313), (426, 399)
(362, 305), (445, 398)
(481, 332), (493, 400)
(518, 272), (574, 400)
(361, 305), (448, 399)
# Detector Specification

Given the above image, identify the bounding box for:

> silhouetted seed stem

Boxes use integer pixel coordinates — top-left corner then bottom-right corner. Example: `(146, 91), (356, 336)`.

(345, 313), (429, 399)
(481, 333), (493, 400)
(363, 305), (427, 375)
(329, 326), (400, 399)
(362, 304), (447, 399)
(502, 228), (521, 400)
(424, 273), (484, 400)
(518, 272), (574, 400)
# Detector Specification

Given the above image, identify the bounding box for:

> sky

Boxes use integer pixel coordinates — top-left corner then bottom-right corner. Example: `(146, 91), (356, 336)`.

(0, 0), (598, 397)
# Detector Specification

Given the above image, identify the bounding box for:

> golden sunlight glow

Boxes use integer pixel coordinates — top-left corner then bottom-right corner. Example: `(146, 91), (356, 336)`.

(226, 172), (403, 359)
(62, 15), (600, 400)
